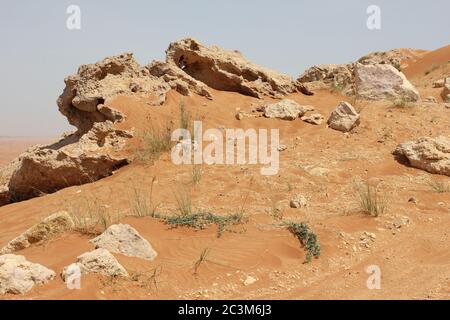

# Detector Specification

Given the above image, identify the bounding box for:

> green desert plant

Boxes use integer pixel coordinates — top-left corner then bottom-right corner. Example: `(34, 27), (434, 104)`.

(162, 211), (244, 238)
(353, 181), (387, 217)
(283, 221), (321, 263)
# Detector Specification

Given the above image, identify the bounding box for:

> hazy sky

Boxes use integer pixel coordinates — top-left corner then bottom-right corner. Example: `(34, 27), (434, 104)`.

(0, 0), (449, 137)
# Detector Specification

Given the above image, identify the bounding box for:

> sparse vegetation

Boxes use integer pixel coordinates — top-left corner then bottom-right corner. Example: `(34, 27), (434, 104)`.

(268, 199), (284, 220)
(130, 266), (162, 291)
(173, 186), (193, 215)
(353, 180), (387, 217)
(283, 221), (321, 263)
(427, 179), (450, 193)
(135, 124), (173, 161)
(179, 100), (191, 132)
(391, 97), (414, 109)
(130, 177), (160, 217)
(68, 197), (122, 236)
(193, 248), (210, 275)
(191, 165), (203, 185)
(330, 81), (346, 94)
(162, 211), (244, 238)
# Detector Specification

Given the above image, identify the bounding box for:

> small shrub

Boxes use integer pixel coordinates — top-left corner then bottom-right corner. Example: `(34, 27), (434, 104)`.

(68, 197), (121, 236)
(130, 177), (160, 217)
(162, 211), (244, 238)
(135, 124), (173, 161)
(173, 187), (193, 215)
(391, 97), (414, 109)
(353, 181), (387, 217)
(283, 221), (321, 263)
(330, 81), (346, 94)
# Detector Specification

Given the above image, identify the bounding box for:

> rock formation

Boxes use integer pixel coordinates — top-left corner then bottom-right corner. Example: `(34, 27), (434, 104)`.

(354, 63), (420, 101)
(301, 113), (325, 125)
(263, 99), (314, 120)
(297, 49), (421, 101)
(441, 77), (450, 102)
(90, 224), (157, 261)
(393, 136), (450, 176)
(0, 212), (73, 254)
(327, 102), (360, 132)
(0, 254), (55, 295)
(0, 39), (320, 207)
(57, 53), (170, 133)
(158, 38), (312, 99)
(297, 64), (354, 95)
(61, 248), (128, 280)
(7, 122), (132, 201)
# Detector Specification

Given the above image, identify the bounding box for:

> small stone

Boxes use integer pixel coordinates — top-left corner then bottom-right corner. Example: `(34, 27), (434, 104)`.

(301, 113), (324, 125)
(0, 254), (55, 295)
(327, 102), (360, 132)
(278, 145), (287, 152)
(290, 194), (307, 208)
(424, 96), (438, 103)
(243, 275), (258, 286)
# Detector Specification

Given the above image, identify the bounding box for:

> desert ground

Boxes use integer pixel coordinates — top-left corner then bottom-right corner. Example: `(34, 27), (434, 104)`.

(0, 39), (449, 300)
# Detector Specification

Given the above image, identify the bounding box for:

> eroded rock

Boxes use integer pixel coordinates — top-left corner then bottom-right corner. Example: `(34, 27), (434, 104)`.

(163, 38), (311, 99)
(147, 60), (213, 99)
(441, 78), (450, 102)
(301, 113), (325, 125)
(0, 254), (55, 295)
(263, 99), (314, 120)
(61, 248), (128, 280)
(290, 194), (307, 208)
(90, 224), (157, 261)
(7, 123), (132, 201)
(0, 212), (73, 254)
(297, 64), (354, 95)
(58, 53), (169, 133)
(393, 136), (450, 176)
(0, 186), (10, 206)
(354, 63), (420, 101)
(327, 102), (360, 132)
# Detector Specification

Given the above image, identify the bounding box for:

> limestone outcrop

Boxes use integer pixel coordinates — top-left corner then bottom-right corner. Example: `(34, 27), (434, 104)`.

(394, 136), (450, 176)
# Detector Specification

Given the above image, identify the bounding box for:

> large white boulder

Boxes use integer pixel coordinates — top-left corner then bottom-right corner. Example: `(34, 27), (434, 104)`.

(0, 254), (55, 295)
(90, 224), (157, 261)
(61, 248), (128, 281)
(354, 63), (420, 101)
(394, 136), (450, 176)
(263, 99), (314, 120)
(327, 102), (360, 132)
